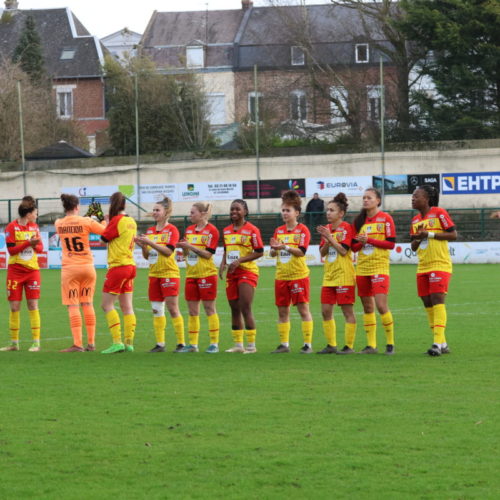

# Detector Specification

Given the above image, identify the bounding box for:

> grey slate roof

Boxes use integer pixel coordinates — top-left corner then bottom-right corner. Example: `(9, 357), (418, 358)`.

(0, 8), (104, 78)
(141, 9), (245, 69)
(26, 140), (94, 160)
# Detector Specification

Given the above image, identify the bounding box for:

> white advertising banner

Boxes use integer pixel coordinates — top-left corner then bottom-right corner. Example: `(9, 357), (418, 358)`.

(139, 184), (177, 203)
(177, 181), (242, 202)
(305, 177), (373, 198)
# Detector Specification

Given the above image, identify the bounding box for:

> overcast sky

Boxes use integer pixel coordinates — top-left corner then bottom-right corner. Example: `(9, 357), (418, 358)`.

(16, 0), (273, 38)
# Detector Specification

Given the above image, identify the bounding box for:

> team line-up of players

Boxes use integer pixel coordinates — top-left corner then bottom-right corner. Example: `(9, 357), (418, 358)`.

(0, 184), (456, 357)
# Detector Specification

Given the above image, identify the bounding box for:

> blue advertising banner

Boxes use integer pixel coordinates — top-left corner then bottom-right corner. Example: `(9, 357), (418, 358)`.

(442, 172), (500, 194)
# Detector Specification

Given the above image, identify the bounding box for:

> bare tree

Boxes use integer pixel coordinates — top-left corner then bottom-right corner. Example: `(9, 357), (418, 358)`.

(0, 57), (86, 160)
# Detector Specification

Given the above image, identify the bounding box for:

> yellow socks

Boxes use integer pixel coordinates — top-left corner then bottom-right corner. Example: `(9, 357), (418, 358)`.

(425, 306), (434, 332)
(82, 304), (96, 345)
(433, 303), (447, 345)
(172, 315), (185, 346)
(232, 329), (244, 344)
(188, 315), (200, 346)
(322, 319), (336, 347)
(207, 314), (220, 344)
(302, 320), (313, 346)
(124, 314), (136, 346)
(9, 310), (20, 342)
(381, 311), (394, 345)
(106, 310), (122, 343)
(245, 329), (256, 344)
(29, 309), (41, 342)
(153, 316), (166, 345)
(363, 313), (377, 348)
(278, 322), (290, 345)
(68, 307), (83, 347)
(345, 322), (356, 349)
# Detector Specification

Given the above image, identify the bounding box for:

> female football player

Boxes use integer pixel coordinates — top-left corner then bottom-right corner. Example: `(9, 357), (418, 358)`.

(316, 192), (357, 355)
(135, 197), (185, 353)
(177, 202), (220, 353)
(411, 185), (457, 356)
(219, 199), (264, 353)
(1, 196), (43, 352)
(56, 194), (106, 352)
(269, 190), (313, 353)
(100, 192), (137, 354)
(352, 188), (396, 355)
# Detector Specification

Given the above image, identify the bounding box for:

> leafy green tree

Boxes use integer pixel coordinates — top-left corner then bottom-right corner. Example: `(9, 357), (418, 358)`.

(400, 0), (500, 139)
(12, 15), (45, 84)
(104, 55), (212, 155)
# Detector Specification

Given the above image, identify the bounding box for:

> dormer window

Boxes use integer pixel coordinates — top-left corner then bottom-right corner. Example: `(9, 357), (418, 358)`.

(186, 46), (204, 68)
(291, 46), (305, 66)
(355, 43), (369, 63)
(60, 47), (76, 60)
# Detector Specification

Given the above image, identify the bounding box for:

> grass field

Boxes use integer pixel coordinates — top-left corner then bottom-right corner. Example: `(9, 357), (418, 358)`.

(0, 265), (498, 499)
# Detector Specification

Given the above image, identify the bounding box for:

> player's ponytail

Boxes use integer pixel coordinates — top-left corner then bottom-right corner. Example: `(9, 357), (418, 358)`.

(18, 195), (37, 217)
(157, 196), (173, 218)
(193, 202), (212, 221)
(331, 192), (348, 214)
(60, 193), (79, 213)
(420, 184), (439, 207)
(281, 190), (302, 212)
(354, 187), (381, 232)
(109, 192), (126, 219)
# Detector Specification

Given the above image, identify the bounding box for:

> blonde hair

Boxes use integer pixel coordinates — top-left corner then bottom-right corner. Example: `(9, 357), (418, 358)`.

(156, 196), (173, 218)
(192, 202), (213, 220)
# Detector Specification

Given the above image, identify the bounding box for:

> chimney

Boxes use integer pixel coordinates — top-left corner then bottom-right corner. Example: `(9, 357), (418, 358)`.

(5, 0), (19, 10)
(241, 0), (253, 11)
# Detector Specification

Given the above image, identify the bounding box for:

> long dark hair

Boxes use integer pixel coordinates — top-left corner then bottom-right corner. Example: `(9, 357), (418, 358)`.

(109, 192), (126, 219)
(353, 187), (381, 232)
(60, 193), (79, 213)
(418, 184), (439, 207)
(18, 196), (37, 218)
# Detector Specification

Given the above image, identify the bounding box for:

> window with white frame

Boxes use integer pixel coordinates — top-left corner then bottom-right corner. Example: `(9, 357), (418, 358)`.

(53, 85), (76, 119)
(329, 86), (348, 124)
(291, 46), (305, 66)
(355, 43), (369, 63)
(186, 46), (204, 68)
(206, 93), (226, 125)
(367, 85), (382, 121)
(290, 90), (306, 121)
(248, 91), (262, 122)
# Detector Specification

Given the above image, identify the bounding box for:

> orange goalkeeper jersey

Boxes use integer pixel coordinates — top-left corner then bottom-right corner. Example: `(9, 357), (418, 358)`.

(410, 207), (455, 274)
(55, 215), (106, 267)
(101, 214), (137, 268)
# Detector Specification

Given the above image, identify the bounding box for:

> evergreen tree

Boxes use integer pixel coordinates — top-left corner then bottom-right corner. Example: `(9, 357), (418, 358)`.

(400, 0), (500, 139)
(12, 15), (45, 84)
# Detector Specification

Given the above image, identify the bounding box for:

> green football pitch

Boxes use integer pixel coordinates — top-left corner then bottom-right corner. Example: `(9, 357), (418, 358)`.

(0, 265), (498, 499)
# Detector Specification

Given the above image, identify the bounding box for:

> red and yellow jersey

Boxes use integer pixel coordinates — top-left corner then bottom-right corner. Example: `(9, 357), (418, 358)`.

(55, 215), (105, 268)
(410, 207), (455, 274)
(145, 223), (180, 278)
(273, 223), (310, 281)
(354, 211), (396, 276)
(101, 214), (137, 268)
(5, 220), (43, 270)
(320, 221), (356, 287)
(222, 221), (264, 276)
(183, 223), (219, 278)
